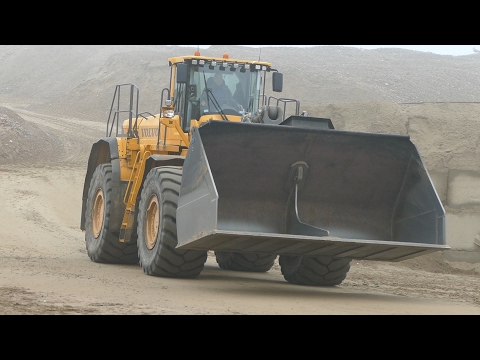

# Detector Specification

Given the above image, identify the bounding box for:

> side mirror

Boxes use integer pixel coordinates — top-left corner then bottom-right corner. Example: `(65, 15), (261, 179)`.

(272, 72), (283, 92)
(176, 63), (188, 84)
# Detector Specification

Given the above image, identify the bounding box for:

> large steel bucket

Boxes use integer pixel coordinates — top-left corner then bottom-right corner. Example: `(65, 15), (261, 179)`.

(176, 119), (449, 261)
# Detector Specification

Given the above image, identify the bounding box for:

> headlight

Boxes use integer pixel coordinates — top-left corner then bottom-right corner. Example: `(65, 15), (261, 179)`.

(162, 109), (174, 118)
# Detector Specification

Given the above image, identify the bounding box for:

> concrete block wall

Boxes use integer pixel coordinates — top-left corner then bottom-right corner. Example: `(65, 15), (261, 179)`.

(407, 104), (480, 260)
(431, 170), (480, 252)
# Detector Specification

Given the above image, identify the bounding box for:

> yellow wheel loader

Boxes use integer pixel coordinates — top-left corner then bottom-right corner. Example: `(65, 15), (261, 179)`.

(80, 51), (449, 286)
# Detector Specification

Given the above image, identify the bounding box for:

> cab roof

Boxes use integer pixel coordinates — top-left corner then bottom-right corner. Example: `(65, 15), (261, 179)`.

(168, 54), (272, 68)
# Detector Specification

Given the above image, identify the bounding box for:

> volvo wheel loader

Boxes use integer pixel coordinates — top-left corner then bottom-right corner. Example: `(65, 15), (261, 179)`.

(80, 50), (449, 286)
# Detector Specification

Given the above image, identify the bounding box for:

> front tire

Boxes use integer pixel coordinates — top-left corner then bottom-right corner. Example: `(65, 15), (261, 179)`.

(279, 255), (351, 286)
(137, 166), (207, 278)
(84, 163), (139, 264)
(215, 251), (276, 272)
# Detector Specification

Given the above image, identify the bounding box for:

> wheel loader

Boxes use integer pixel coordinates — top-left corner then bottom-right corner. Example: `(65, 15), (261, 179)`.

(80, 50), (449, 286)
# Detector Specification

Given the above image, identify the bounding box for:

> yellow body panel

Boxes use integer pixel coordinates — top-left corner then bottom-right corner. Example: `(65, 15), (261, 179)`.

(197, 114), (242, 124)
(122, 114), (185, 146)
(119, 113), (190, 183)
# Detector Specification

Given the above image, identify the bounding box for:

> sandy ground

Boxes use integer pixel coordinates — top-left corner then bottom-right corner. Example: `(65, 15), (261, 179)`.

(1, 107), (480, 315)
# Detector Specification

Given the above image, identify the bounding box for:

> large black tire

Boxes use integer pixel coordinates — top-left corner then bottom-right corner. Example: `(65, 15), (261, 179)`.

(215, 251), (276, 272)
(137, 166), (207, 278)
(84, 164), (139, 264)
(279, 255), (351, 286)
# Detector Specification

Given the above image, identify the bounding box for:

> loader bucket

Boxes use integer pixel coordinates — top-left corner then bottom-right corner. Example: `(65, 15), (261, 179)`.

(176, 119), (449, 261)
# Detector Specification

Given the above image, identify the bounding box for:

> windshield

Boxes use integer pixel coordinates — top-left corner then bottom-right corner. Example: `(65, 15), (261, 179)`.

(197, 68), (261, 113)
(175, 61), (263, 131)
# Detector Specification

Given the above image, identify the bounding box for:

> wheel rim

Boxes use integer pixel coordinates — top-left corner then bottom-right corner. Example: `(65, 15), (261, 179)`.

(92, 188), (104, 238)
(145, 195), (160, 250)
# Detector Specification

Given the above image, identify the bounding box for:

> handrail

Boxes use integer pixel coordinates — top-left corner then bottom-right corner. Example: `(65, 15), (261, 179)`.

(106, 83), (140, 137)
(267, 96), (300, 119)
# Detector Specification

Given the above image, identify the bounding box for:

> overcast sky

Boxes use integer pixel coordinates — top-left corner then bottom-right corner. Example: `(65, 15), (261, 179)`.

(178, 45), (480, 56)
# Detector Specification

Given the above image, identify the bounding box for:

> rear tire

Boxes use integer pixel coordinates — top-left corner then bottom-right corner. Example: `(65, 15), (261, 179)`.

(215, 251), (276, 272)
(137, 166), (207, 278)
(279, 255), (351, 286)
(84, 163), (139, 264)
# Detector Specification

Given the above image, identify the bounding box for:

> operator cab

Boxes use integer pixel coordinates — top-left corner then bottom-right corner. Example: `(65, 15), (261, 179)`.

(171, 53), (283, 132)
